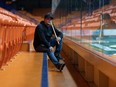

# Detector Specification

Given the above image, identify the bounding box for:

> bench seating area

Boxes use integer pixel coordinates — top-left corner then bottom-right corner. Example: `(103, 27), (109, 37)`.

(0, 7), (36, 69)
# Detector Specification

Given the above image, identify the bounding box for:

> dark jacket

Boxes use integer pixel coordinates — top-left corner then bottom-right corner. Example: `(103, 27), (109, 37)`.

(33, 21), (63, 49)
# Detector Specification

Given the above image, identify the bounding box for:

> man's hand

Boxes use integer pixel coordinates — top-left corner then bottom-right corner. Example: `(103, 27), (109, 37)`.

(56, 37), (61, 42)
(49, 46), (54, 52)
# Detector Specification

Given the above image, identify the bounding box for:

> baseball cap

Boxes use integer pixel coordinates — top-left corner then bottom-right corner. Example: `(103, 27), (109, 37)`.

(44, 12), (54, 19)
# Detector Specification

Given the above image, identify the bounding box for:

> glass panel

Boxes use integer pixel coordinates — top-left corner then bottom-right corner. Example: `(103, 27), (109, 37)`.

(52, 0), (116, 58)
(90, 0), (116, 57)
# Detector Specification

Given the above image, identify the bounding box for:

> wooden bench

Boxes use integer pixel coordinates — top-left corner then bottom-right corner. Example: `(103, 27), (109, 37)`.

(20, 40), (49, 87)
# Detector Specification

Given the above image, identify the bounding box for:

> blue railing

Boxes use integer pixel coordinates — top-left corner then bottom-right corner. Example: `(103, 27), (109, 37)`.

(41, 53), (48, 87)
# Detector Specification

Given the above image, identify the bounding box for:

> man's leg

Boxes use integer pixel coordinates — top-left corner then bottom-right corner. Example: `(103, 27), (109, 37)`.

(50, 38), (63, 60)
(35, 45), (59, 64)
(35, 45), (49, 52)
(54, 39), (64, 61)
(35, 45), (65, 71)
(46, 50), (65, 71)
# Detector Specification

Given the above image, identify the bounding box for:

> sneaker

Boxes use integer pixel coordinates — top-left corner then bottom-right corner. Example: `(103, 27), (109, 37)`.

(55, 63), (65, 71)
(60, 63), (65, 71)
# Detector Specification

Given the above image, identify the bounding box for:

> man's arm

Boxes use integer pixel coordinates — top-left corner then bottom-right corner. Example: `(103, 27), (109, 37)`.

(54, 28), (63, 39)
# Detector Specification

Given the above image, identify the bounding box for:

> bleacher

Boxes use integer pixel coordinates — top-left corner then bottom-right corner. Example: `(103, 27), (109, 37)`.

(0, 7), (36, 69)
(0, 6), (50, 87)
(61, 2), (116, 31)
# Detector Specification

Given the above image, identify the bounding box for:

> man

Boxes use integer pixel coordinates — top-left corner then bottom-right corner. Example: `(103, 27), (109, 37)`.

(33, 12), (65, 71)
(102, 13), (116, 29)
(92, 13), (116, 41)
